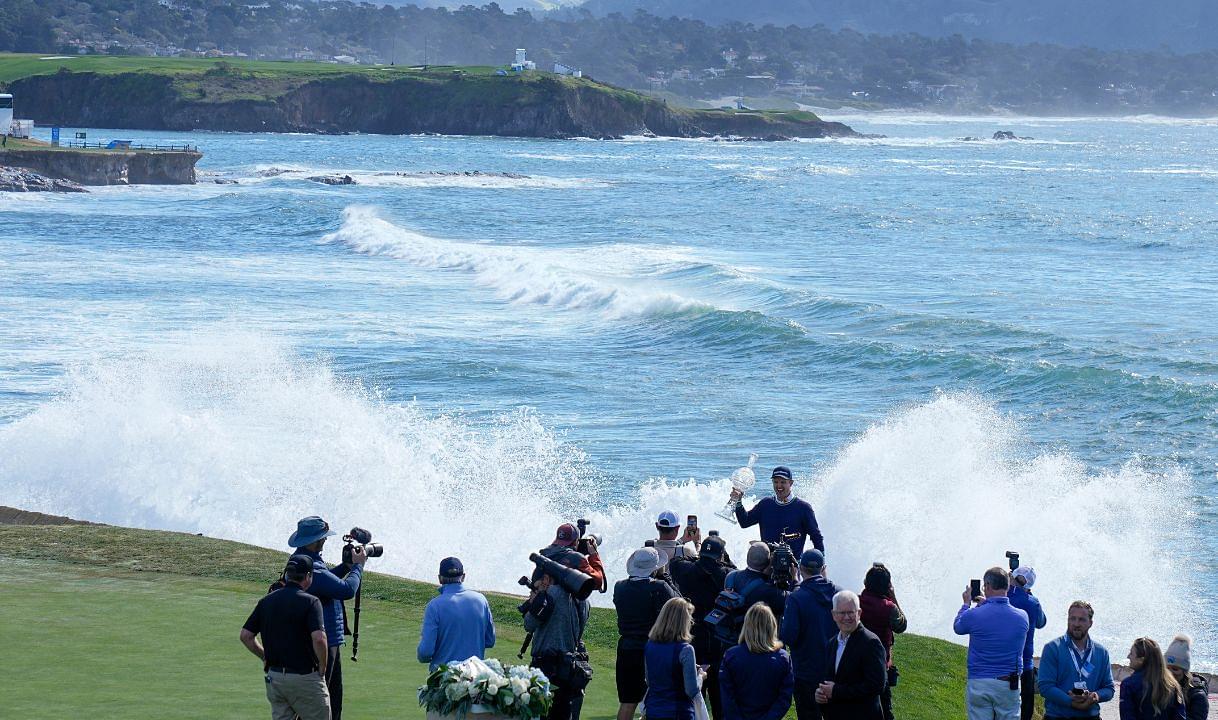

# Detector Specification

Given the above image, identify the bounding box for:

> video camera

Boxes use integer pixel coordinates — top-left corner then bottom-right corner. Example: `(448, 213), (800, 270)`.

(766, 530), (801, 591)
(341, 527), (385, 566)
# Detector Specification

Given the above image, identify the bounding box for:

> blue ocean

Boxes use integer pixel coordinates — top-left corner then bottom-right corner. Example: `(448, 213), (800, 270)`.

(2, 114), (1215, 667)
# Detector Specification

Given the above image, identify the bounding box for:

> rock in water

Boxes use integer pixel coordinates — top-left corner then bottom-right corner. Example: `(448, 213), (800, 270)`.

(308, 174), (357, 185)
(993, 130), (1018, 140)
(0, 166), (88, 193)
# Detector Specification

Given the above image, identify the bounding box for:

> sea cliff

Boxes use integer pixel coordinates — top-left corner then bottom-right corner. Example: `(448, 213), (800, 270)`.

(5, 65), (856, 140)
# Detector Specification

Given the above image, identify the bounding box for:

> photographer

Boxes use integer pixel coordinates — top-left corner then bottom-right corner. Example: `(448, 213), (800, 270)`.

(288, 515), (366, 720)
(536, 523), (606, 591)
(731, 466), (825, 560)
(654, 511), (701, 565)
(953, 567), (1029, 720)
(680, 536), (734, 720)
(522, 553), (592, 720)
(781, 550), (843, 720)
(614, 548), (680, 720)
(1006, 566), (1047, 720)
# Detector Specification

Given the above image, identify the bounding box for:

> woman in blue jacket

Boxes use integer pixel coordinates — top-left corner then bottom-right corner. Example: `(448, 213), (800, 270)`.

(1120, 637), (1186, 720)
(720, 603), (795, 720)
(645, 597), (702, 720)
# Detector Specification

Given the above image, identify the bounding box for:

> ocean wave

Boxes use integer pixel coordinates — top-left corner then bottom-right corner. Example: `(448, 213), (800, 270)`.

(319, 206), (713, 318)
(0, 347), (1205, 664)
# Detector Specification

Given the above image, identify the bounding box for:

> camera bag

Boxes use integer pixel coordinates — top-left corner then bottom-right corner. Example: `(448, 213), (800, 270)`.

(704, 574), (766, 645)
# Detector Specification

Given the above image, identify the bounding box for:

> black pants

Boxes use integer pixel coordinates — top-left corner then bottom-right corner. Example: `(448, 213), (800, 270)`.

(880, 679), (894, 720)
(794, 679), (823, 720)
(1019, 668), (1036, 720)
(326, 646), (343, 720)
(547, 680), (585, 720)
(703, 658), (723, 720)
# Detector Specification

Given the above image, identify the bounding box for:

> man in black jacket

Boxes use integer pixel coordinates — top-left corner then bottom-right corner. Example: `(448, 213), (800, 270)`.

(673, 536), (734, 720)
(613, 547), (679, 720)
(816, 590), (887, 720)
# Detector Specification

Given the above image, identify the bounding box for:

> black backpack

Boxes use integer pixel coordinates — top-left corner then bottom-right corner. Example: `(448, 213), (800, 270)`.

(703, 574), (766, 645)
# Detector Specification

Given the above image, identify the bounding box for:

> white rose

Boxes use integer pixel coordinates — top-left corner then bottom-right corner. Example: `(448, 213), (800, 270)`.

(510, 678), (530, 697)
(446, 683), (465, 701)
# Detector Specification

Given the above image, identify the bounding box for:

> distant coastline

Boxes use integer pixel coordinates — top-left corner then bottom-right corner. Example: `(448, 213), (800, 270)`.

(0, 56), (858, 141)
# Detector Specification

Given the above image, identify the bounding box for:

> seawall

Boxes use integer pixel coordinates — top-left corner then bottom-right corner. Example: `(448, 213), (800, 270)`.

(0, 148), (201, 185)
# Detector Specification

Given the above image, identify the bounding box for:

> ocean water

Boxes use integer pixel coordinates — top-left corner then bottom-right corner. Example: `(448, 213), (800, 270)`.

(2, 116), (1216, 668)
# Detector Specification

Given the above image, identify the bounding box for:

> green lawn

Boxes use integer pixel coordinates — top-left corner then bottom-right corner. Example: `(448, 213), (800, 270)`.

(1, 524), (968, 718)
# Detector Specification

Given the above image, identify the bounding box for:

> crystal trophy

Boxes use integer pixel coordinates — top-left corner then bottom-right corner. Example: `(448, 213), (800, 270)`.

(715, 453), (758, 525)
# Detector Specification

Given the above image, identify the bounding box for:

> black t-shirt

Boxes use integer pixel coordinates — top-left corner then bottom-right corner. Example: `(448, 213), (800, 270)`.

(243, 583), (325, 672)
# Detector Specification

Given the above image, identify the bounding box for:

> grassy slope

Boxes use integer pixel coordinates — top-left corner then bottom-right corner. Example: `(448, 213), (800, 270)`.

(0, 53), (821, 125)
(0, 524), (966, 719)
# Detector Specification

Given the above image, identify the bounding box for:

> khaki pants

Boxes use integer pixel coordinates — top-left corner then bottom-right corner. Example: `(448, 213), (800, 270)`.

(265, 670), (331, 720)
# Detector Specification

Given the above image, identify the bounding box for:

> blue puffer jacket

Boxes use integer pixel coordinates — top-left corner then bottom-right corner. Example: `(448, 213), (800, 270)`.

(778, 575), (841, 683)
(299, 549), (362, 647)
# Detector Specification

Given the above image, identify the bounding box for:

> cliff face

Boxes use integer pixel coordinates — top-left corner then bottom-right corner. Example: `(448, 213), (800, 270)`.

(0, 148), (200, 185)
(9, 71), (856, 140)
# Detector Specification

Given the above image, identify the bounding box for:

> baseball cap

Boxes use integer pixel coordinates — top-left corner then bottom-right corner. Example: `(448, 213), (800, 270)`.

(771, 466), (793, 481)
(284, 554), (314, 576)
(700, 536), (726, 559)
(800, 549), (825, 570)
(1012, 566), (1036, 588)
(656, 511), (680, 529)
(439, 557), (464, 578)
(554, 523), (580, 547)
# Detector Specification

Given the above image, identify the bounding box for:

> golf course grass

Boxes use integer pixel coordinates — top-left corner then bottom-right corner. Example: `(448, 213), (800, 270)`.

(1, 523), (974, 719)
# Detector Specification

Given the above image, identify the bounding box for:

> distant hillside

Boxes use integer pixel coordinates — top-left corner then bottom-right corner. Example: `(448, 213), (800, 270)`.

(577, 0), (1218, 53)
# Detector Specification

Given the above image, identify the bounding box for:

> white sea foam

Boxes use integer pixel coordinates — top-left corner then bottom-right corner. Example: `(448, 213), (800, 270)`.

(0, 344), (1204, 665)
(242, 165), (607, 189)
(319, 206), (712, 318)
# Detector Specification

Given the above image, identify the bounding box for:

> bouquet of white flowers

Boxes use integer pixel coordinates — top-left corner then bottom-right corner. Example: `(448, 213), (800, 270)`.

(418, 657), (552, 720)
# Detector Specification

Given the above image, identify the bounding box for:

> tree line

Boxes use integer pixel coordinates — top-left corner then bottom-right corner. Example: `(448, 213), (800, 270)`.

(4, 0), (1218, 114)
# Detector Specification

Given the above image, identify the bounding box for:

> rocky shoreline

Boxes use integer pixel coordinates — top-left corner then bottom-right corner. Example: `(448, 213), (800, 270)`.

(0, 166), (87, 192)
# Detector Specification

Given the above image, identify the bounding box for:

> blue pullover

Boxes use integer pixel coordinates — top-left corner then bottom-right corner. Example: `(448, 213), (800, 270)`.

(720, 645), (795, 720)
(1007, 585), (1046, 671)
(1037, 634), (1114, 718)
(299, 549), (362, 647)
(417, 583), (497, 671)
(734, 496), (824, 558)
(952, 597), (1028, 680)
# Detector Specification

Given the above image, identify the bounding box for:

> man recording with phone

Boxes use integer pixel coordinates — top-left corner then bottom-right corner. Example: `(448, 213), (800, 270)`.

(1036, 601), (1114, 719)
(653, 510), (701, 564)
(288, 515), (367, 720)
(953, 566), (1029, 720)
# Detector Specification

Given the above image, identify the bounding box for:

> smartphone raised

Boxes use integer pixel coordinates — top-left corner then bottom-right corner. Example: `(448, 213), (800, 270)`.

(970, 579), (982, 600)
(687, 515), (698, 529)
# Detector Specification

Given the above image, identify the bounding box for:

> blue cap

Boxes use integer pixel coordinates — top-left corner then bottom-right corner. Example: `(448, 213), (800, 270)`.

(800, 549), (825, 569)
(439, 557), (464, 578)
(656, 511), (680, 529)
(771, 466), (793, 481)
(288, 516), (336, 548)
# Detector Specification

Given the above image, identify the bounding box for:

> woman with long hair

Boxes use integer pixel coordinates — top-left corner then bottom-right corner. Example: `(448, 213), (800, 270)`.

(1120, 637), (1186, 720)
(859, 563), (907, 720)
(719, 603), (795, 720)
(644, 597), (702, 720)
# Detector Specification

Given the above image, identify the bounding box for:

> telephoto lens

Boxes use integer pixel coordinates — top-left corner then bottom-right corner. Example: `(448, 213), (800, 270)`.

(363, 543), (384, 558)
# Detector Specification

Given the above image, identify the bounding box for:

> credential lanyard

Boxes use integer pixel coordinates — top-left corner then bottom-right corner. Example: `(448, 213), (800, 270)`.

(1067, 637), (1093, 682)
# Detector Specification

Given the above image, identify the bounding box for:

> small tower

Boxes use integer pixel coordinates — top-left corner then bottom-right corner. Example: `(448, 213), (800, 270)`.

(515, 49), (527, 66)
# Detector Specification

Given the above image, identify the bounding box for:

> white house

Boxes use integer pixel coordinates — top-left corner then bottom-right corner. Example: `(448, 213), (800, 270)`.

(511, 48), (536, 72)
(0, 94), (13, 135)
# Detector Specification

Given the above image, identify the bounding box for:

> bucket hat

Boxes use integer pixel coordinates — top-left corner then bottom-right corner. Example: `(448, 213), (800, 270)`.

(288, 515), (336, 548)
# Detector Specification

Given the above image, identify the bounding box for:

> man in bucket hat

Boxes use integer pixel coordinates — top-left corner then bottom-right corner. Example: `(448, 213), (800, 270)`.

(613, 547), (679, 720)
(289, 515), (367, 720)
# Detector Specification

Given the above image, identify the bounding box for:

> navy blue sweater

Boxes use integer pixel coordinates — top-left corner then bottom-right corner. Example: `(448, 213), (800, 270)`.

(734, 496), (824, 557)
(1119, 670), (1187, 720)
(719, 645), (794, 720)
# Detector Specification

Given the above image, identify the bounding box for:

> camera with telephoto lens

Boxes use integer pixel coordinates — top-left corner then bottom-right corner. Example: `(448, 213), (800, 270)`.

(1005, 550), (1019, 572)
(575, 518), (602, 557)
(342, 527), (384, 565)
